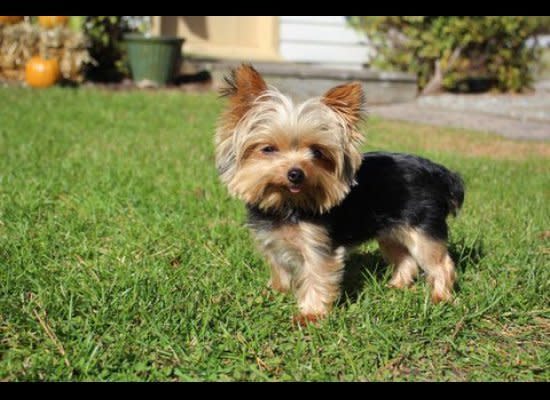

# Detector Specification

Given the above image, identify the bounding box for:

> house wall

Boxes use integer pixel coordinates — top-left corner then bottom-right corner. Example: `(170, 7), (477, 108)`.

(151, 16), (281, 61)
(151, 16), (374, 68)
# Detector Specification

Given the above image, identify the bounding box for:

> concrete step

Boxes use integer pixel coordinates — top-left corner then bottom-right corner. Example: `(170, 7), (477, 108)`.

(534, 80), (550, 92)
(186, 59), (418, 105)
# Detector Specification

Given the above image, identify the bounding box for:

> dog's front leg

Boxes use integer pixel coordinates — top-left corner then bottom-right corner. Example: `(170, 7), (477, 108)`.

(265, 252), (293, 293)
(293, 243), (346, 325)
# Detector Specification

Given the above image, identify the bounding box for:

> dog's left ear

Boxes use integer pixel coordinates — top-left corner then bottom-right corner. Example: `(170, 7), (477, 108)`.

(322, 82), (365, 185)
(321, 82), (365, 127)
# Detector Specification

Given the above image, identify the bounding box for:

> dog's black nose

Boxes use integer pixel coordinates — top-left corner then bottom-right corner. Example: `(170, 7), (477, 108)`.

(287, 168), (305, 184)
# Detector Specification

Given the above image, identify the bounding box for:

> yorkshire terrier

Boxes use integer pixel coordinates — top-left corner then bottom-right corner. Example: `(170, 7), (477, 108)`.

(215, 64), (465, 324)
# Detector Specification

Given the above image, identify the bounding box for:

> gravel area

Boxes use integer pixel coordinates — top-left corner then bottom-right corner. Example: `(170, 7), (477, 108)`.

(370, 92), (550, 141)
(417, 92), (550, 123)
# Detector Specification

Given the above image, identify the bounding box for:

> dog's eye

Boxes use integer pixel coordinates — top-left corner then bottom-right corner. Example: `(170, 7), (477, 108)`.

(311, 147), (324, 159)
(261, 145), (277, 154)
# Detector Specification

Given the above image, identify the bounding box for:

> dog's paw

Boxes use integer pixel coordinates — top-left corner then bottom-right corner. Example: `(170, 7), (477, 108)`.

(431, 290), (454, 304)
(387, 277), (414, 290)
(292, 313), (324, 327)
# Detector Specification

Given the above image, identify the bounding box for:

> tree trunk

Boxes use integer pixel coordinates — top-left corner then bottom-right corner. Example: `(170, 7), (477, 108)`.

(421, 59), (444, 95)
(421, 47), (463, 96)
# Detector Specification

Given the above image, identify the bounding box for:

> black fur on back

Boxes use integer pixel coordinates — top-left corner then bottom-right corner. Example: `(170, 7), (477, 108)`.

(247, 152), (465, 249)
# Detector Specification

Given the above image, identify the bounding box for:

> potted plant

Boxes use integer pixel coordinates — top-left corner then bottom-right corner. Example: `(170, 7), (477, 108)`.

(122, 16), (185, 86)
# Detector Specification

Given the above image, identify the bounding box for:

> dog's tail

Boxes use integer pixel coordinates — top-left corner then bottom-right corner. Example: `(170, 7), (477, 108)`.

(443, 170), (465, 217)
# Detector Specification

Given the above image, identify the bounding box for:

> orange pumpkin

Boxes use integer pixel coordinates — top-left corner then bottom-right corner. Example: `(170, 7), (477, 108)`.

(0, 16), (24, 25)
(38, 16), (69, 29)
(25, 56), (60, 88)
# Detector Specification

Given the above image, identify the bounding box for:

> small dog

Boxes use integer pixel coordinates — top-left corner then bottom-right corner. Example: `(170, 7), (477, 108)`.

(215, 64), (465, 324)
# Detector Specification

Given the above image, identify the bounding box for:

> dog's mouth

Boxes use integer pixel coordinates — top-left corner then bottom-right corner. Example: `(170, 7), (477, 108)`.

(288, 184), (303, 194)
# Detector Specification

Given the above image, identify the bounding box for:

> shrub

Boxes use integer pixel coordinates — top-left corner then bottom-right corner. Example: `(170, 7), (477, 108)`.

(532, 16), (550, 34)
(349, 16), (547, 93)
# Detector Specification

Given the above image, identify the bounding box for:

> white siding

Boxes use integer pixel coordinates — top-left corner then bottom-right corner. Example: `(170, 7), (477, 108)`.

(279, 23), (366, 44)
(279, 16), (374, 69)
(280, 16), (352, 24)
(527, 34), (550, 48)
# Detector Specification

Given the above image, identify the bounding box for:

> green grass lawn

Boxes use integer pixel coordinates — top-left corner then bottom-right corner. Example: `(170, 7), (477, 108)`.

(0, 87), (548, 381)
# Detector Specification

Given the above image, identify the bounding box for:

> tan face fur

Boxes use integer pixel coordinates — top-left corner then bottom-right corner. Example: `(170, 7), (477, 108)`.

(215, 64), (365, 214)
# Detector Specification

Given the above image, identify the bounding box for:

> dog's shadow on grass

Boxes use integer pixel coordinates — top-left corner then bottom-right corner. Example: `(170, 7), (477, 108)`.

(340, 238), (485, 304)
(340, 251), (387, 304)
(448, 237), (485, 275)
(448, 237), (485, 293)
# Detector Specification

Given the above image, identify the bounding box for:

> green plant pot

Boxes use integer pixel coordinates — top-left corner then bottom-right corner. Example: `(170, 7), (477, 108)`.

(123, 34), (185, 85)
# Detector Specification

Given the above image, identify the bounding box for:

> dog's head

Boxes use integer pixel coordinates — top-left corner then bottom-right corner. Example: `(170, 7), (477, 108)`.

(215, 64), (365, 215)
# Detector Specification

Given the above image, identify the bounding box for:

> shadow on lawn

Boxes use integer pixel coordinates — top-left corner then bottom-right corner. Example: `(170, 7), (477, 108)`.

(340, 237), (485, 304)
(340, 251), (387, 304)
(172, 70), (212, 85)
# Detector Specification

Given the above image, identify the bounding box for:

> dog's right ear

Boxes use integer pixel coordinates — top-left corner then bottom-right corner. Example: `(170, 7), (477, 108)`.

(215, 64), (267, 186)
(220, 64), (268, 125)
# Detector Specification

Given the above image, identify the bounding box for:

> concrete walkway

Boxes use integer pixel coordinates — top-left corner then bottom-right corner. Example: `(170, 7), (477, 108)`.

(369, 92), (550, 141)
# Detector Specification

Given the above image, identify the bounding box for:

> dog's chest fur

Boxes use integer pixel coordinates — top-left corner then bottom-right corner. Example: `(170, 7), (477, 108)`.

(247, 208), (337, 271)
(251, 222), (305, 269)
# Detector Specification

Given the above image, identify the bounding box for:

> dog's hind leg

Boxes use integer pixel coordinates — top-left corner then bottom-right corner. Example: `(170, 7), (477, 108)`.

(390, 228), (456, 303)
(415, 240), (456, 303)
(378, 237), (419, 289)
